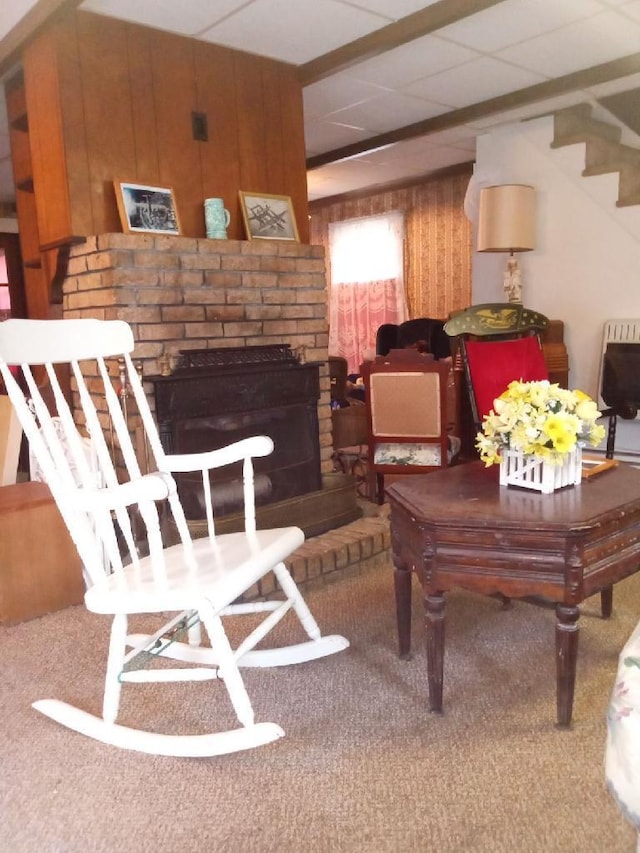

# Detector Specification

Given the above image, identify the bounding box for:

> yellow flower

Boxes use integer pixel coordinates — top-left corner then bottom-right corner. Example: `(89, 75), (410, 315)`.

(477, 380), (604, 468)
(542, 414), (577, 453)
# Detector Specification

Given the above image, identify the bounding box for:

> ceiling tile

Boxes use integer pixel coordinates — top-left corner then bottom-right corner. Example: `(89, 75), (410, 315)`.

(618, 0), (640, 22)
(336, 0), (439, 18)
(344, 33), (478, 89)
(198, 0), (388, 63)
(304, 120), (371, 155)
(303, 75), (391, 120)
(496, 10), (640, 77)
(437, 0), (604, 53)
(80, 0), (247, 37)
(405, 57), (546, 109)
(326, 91), (449, 134)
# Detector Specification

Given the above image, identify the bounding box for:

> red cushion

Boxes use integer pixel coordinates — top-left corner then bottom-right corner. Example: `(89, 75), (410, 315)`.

(466, 336), (549, 420)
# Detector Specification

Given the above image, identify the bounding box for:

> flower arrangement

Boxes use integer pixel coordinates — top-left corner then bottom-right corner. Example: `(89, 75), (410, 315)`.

(476, 379), (606, 466)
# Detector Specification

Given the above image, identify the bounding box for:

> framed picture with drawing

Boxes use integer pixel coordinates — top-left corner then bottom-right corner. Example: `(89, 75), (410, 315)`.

(239, 191), (299, 241)
(114, 180), (181, 235)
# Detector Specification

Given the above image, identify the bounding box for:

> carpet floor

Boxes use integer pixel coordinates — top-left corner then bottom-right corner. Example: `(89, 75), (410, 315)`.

(1, 558), (637, 852)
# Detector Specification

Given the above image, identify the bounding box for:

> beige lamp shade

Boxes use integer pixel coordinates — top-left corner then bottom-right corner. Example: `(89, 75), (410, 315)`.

(477, 184), (536, 253)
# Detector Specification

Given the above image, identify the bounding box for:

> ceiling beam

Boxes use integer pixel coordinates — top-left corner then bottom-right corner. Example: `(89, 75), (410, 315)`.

(307, 52), (640, 170)
(0, 0), (84, 78)
(298, 0), (507, 86)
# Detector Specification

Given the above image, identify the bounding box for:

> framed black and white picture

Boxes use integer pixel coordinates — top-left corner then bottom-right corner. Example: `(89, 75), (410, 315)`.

(239, 191), (299, 241)
(114, 180), (181, 235)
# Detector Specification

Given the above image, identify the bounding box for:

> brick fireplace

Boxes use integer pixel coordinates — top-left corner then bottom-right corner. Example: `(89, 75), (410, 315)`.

(61, 232), (334, 473)
(58, 233), (365, 536)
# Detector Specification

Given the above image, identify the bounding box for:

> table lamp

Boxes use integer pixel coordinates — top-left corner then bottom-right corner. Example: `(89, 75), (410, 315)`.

(477, 184), (536, 303)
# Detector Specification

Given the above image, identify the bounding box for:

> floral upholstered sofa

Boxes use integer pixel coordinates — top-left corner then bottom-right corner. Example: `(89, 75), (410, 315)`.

(605, 619), (640, 849)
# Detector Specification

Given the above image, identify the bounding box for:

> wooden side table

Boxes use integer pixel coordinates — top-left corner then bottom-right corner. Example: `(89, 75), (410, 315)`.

(387, 461), (640, 727)
(0, 481), (84, 624)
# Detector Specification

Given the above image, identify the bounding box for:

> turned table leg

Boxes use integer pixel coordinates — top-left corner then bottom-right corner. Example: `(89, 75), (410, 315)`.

(556, 603), (580, 727)
(394, 562), (413, 660)
(425, 591), (445, 715)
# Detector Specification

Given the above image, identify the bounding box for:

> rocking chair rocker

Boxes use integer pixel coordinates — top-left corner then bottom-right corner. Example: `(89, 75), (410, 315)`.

(0, 319), (348, 757)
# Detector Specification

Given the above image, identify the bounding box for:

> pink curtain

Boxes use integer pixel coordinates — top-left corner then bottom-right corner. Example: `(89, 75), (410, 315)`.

(329, 278), (406, 373)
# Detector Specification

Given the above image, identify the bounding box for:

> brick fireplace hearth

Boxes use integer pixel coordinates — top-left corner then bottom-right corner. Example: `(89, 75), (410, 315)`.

(61, 233), (334, 474)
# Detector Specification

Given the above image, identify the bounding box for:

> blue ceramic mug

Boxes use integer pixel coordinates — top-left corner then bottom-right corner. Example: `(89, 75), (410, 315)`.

(204, 198), (231, 238)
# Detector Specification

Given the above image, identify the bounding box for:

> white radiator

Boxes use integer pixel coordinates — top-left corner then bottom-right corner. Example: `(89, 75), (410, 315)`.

(598, 319), (640, 411)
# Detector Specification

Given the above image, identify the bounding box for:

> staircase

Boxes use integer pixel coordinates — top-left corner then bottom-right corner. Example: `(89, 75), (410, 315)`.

(551, 103), (640, 207)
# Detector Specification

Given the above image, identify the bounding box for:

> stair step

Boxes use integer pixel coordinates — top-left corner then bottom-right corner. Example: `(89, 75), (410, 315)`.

(582, 137), (640, 176)
(551, 104), (622, 149)
(550, 101), (640, 210)
(617, 166), (640, 206)
(616, 194), (640, 208)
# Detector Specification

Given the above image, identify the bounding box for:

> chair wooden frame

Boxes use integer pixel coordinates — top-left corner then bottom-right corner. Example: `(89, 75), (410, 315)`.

(0, 319), (348, 757)
(361, 352), (454, 503)
(444, 302), (549, 432)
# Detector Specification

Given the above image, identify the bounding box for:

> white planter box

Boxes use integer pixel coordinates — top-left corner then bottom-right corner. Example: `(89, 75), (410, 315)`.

(499, 446), (582, 494)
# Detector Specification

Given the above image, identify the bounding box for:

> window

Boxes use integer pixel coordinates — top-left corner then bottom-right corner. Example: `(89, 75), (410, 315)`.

(328, 212), (407, 372)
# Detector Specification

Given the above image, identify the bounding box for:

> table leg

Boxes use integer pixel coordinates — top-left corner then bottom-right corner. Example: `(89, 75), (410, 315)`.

(425, 591), (445, 715)
(555, 603), (580, 727)
(394, 562), (413, 660)
(600, 585), (613, 619)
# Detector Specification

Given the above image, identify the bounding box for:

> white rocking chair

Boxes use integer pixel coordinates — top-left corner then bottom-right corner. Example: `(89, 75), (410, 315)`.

(0, 318), (349, 757)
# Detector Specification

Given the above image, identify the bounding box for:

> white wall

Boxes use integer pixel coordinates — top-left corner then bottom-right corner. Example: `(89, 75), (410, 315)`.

(471, 115), (640, 455)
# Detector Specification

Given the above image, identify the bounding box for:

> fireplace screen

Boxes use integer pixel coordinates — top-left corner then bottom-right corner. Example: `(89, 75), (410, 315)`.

(151, 345), (322, 520)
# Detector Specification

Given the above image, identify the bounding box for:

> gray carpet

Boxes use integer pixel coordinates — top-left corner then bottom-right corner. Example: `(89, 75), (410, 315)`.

(1, 558), (638, 853)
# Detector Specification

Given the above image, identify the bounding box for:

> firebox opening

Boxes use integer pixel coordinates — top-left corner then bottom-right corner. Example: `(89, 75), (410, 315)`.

(151, 343), (323, 524)
(176, 403), (322, 520)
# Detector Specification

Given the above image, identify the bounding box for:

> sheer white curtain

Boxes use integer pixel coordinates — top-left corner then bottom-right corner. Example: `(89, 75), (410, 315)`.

(328, 211), (408, 373)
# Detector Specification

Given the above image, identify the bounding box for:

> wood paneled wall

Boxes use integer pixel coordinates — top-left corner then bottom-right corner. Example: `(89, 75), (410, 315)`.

(21, 9), (309, 247)
(309, 167), (473, 320)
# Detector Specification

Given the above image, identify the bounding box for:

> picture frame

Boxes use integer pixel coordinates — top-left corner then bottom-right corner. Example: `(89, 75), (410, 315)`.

(114, 180), (181, 235)
(239, 191), (299, 241)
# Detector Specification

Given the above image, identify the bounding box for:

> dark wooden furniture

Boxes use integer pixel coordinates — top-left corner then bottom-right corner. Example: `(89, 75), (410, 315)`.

(387, 461), (640, 727)
(361, 352), (455, 504)
(376, 318), (451, 359)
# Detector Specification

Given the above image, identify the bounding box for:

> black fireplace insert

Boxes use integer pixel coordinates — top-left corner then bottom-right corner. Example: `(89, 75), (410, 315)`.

(150, 345), (322, 519)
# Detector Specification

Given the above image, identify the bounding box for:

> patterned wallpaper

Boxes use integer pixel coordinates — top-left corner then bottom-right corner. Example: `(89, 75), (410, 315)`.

(309, 166), (473, 321)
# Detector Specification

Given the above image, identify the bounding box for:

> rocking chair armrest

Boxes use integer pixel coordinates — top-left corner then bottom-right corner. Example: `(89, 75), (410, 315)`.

(163, 436), (274, 474)
(69, 472), (176, 512)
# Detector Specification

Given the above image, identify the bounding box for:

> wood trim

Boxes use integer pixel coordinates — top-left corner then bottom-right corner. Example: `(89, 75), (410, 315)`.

(0, 0), (83, 77)
(307, 52), (640, 170)
(298, 0), (507, 85)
